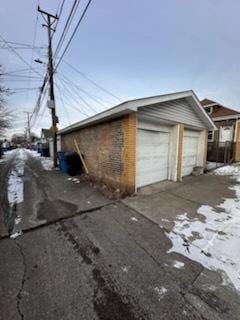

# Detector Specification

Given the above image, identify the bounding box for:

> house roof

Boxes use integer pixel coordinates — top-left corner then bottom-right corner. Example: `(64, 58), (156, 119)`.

(200, 98), (239, 115)
(201, 98), (217, 106)
(58, 90), (216, 135)
(41, 129), (53, 139)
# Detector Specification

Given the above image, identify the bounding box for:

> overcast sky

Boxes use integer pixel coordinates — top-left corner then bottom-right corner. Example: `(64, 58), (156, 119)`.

(1, 0), (240, 138)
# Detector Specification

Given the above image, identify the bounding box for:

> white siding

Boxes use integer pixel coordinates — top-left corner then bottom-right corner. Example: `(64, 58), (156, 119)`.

(138, 98), (205, 129)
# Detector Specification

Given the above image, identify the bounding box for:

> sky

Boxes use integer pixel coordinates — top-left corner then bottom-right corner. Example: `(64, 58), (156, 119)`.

(1, 0), (240, 138)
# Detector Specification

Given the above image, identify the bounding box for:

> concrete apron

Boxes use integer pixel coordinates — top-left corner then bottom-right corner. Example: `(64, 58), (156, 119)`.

(123, 174), (235, 231)
(123, 173), (240, 318)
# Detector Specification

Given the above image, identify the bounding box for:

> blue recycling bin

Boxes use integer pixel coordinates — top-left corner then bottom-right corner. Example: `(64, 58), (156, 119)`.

(58, 152), (68, 173)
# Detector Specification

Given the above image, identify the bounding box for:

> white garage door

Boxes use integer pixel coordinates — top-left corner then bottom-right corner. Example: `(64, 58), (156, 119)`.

(136, 129), (170, 188)
(182, 130), (200, 176)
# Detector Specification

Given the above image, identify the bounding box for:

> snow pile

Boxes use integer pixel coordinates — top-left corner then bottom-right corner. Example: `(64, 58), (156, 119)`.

(24, 149), (40, 158)
(8, 149), (27, 206)
(40, 157), (53, 170)
(214, 165), (240, 181)
(0, 149), (17, 164)
(167, 165), (240, 292)
(24, 149), (54, 170)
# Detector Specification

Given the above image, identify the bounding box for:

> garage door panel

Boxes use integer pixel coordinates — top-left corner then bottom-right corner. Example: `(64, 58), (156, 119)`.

(182, 131), (200, 176)
(136, 128), (170, 187)
(137, 144), (169, 157)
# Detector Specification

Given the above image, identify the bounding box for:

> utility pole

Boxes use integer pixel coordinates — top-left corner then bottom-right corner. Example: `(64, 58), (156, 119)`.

(24, 111), (31, 142)
(38, 6), (58, 167)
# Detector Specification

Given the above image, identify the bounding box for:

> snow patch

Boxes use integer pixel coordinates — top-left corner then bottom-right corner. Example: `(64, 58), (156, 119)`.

(130, 217), (138, 222)
(153, 287), (168, 300)
(173, 261), (185, 269)
(121, 266), (129, 273)
(7, 149), (27, 206)
(40, 157), (53, 170)
(166, 165), (240, 291)
(10, 230), (23, 239)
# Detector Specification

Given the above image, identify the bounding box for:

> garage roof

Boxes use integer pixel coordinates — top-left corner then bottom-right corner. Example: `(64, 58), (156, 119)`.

(58, 90), (216, 135)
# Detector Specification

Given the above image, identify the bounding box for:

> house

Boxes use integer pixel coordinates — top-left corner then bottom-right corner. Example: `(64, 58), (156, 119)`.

(201, 98), (240, 162)
(58, 90), (215, 194)
(41, 128), (61, 158)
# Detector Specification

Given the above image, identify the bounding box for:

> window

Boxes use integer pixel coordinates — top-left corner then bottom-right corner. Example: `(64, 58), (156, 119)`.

(208, 130), (214, 142)
(205, 106), (213, 115)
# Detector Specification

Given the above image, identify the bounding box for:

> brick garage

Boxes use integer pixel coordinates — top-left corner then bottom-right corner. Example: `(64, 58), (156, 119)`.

(61, 114), (136, 194)
(59, 91), (215, 194)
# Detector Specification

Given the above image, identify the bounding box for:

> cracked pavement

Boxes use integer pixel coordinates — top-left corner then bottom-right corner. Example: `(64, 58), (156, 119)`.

(0, 149), (240, 319)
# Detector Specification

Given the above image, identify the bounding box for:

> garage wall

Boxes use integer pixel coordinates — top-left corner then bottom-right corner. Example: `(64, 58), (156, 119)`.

(60, 114), (136, 194)
(139, 98), (206, 129)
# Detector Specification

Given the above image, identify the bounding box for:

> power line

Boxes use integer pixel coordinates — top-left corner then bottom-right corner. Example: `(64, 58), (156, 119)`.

(55, 83), (71, 125)
(53, 0), (80, 58)
(57, 73), (98, 112)
(0, 67), (41, 75)
(56, 76), (95, 114)
(54, 0), (94, 71)
(52, 0), (66, 40)
(0, 40), (45, 48)
(58, 70), (112, 106)
(55, 79), (89, 116)
(0, 35), (43, 77)
(62, 60), (122, 102)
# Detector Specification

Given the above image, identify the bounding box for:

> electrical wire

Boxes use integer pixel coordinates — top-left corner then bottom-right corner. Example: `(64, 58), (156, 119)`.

(56, 76), (95, 114)
(57, 71), (107, 107)
(52, 0), (66, 39)
(55, 79), (89, 116)
(57, 73), (98, 112)
(0, 35), (43, 76)
(54, 0), (94, 71)
(55, 83), (71, 125)
(62, 60), (122, 102)
(53, 0), (80, 58)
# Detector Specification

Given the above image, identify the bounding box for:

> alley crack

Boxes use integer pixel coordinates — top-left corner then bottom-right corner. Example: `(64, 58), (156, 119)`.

(15, 240), (27, 320)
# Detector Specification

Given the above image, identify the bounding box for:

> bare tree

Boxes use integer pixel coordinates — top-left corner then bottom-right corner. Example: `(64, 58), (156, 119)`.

(0, 66), (12, 135)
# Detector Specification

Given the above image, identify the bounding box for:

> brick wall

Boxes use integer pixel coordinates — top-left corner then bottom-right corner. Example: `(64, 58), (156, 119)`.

(61, 113), (136, 194)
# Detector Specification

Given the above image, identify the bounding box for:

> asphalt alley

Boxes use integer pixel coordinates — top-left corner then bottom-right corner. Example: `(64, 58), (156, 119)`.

(0, 149), (239, 320)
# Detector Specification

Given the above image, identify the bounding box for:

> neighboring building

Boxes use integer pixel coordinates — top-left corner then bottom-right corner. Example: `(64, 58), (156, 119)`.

(58, 91), (215, 194)
(41, 128), (61, 158)
(201, 98), (240, 162)
(41, 129), (53, 157)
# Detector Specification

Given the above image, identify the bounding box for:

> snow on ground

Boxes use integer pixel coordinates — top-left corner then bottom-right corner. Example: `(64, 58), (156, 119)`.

(206, 161), (224, 170)
(167, 164), (240, 292)
(173, 261), (185, 269)
(153, 287), (168, 301)
(24, 149), (54, 170)
(39, 157), (54, 170)
(7, 149), (27, 206)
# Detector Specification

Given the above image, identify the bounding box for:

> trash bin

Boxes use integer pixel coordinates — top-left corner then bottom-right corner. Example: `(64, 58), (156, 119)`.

(65, 152), (83, 176)
(57, 151), (68, 173)
(42, 148), (50, 157)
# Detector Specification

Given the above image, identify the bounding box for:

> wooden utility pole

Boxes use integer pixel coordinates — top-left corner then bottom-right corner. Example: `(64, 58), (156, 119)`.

(38, 6), (58, 167)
